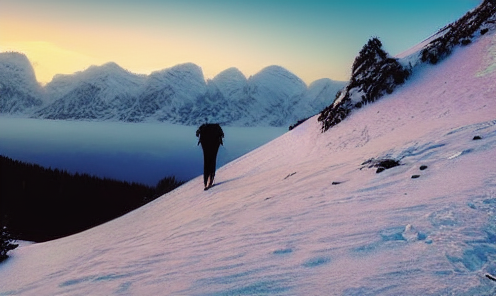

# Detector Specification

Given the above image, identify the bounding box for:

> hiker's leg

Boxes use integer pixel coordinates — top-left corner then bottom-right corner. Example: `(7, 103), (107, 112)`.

(203, 149), (209, 187)
(208, 145), (219, 186)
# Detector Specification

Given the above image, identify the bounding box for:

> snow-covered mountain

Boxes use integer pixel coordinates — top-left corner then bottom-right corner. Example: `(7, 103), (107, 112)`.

(305, 78), (344, 112)
(0, 52), (43, 114)
(0, 56), (346, 127)
(184, 67), (251, 126)
(1, 2), (496, 295)
(128, 63), (207, 123)
(242, 65), (308, 126)
(35, 62), (145, 121)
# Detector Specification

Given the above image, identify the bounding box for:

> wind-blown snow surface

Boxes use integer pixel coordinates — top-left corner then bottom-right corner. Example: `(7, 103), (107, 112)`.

(2, 32), (496, 296)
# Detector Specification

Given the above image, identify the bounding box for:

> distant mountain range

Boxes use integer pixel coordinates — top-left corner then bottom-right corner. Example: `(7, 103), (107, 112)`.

(0, 53), (345, 127)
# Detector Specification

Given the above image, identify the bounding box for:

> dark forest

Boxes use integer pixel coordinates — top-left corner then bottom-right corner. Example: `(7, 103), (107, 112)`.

(0, 155), (183, 242)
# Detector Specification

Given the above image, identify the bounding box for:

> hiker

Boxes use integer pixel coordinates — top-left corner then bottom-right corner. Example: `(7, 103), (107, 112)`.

(196, 123), (224, 190)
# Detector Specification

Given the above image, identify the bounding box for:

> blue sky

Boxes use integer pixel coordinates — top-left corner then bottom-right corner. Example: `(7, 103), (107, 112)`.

(0, 0), (482, 84)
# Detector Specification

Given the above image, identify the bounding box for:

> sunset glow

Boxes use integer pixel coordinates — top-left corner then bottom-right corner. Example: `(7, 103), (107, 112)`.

(1, 0), (482, 85)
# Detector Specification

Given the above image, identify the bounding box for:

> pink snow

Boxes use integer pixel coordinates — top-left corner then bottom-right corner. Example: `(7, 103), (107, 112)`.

(1, 28), (496, 296)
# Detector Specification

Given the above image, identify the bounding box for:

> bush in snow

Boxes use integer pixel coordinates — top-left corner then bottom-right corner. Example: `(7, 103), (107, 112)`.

(0, 223), (18, 263)
(318, 38), (410, 132)
(420, 0), (496, 64)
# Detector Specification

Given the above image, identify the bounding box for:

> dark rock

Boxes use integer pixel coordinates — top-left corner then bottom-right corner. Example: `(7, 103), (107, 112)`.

(420, 165), (428, 171)
(473, 135), (482, 140)
(411, 175), (421, 179)
(376, 168), (386, 174)
(377, 159), (401, 169)
(362, 158), (401, 173)
(284, 172), (297, 180)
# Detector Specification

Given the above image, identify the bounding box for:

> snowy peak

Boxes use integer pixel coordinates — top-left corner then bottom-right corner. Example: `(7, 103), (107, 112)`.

(249, 65), (307, 100)
(210, 67), (248, 102)
(1, 54), (344, 126)
(242, 65), (309, 126)
(36, 63), (145, 121)
(186, 68), (249, 126)
(0, 52), (43, 113)
(45, 62), (145, 102)
(213, 67), (247, 83)
(305, 78), (347, 112)
(88, 61), (123, 72)
(82, 62), (144, 91)
(0, 52), (37, 83)
(145, 63), (206, 98)
(134, 63), (208, 123)
(50, 62), (144, 88)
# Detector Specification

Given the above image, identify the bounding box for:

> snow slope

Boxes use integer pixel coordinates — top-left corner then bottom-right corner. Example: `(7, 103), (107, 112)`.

(2, 24), (496, 296)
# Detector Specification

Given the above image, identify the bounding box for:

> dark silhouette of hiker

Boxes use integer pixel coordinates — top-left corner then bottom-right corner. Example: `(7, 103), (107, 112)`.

(196, 123), (224, 190)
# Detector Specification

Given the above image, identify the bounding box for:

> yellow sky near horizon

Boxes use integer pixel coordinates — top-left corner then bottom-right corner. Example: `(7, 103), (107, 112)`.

(0, 0), (480, 85)
(1, 12), (348, 85)
(1, 26), (347, 86)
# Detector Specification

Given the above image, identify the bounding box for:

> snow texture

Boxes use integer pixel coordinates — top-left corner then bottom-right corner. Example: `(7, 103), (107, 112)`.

(1, 18), (496, 296)
(0, 57), (345, 127)
(0, 52), (43, 114)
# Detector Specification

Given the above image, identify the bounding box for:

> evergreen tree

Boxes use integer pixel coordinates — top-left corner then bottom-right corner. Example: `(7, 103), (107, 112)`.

(0, 223), (18, 263)
(318, 37), (410, 132)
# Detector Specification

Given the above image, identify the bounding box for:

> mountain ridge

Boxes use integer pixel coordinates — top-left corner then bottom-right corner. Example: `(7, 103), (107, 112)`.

(0, 52), (44, 113)
(0, 55), (346, 127)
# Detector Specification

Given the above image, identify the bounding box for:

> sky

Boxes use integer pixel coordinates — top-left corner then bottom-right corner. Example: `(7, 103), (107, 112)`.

(0, 0), (482, 85)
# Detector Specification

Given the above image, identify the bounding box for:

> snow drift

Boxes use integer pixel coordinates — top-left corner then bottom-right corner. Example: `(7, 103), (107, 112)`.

(2, 6), (496, 296)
